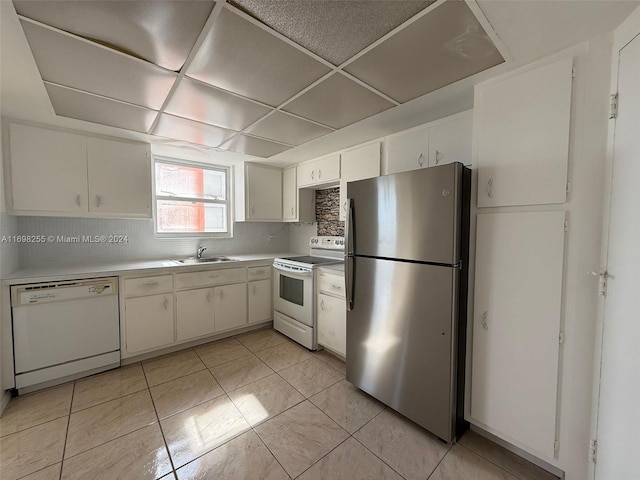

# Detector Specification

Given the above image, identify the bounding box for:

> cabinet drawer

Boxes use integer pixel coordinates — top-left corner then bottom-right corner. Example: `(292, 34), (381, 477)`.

(318, 272), (345, 298)
(124, 275), (173, 297)
(248, 265), (272, 281)
(176, 267), (247, 289)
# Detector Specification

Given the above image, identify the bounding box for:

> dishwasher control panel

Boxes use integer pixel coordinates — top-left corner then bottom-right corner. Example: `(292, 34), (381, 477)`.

(12, 277), (118, 306)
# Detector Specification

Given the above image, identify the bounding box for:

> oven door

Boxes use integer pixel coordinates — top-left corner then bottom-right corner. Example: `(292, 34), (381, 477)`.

(273, 265), (314, 327)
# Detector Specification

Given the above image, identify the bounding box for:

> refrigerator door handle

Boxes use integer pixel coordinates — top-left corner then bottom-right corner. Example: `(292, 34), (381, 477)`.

(345, 198), (355, 311)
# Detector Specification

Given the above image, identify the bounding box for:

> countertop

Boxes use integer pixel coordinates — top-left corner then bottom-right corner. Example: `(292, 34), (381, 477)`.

(4, 252), (299, 285)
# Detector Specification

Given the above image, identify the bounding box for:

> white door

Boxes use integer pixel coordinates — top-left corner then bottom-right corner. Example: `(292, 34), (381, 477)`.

(248, 279), (272, 324)
(246, 164), (282, 220)
(282, 166), (297, 220)
(428, 113), (473, 167)
(595, 31), (640, 480)
(385, 127), (428, 175)
(339, 142), (381, 221)
(176, 288), (214, 341)
(124, 294), (174, 354)
(317, 293), (346, 357)
(214, 283), (247, 332)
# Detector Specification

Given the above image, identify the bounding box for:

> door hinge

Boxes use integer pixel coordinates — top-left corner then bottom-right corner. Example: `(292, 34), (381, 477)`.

(564, 219), (570, 232)
(590, 271), (608, 296)
(559, 332), (564, 345)
(554, 440), (560, 452)
(609, 93), (618, 119)
(589, 439), (598, 463)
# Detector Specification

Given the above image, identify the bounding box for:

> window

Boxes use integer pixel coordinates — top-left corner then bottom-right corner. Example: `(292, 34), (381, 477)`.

(154, 158), (231, 237)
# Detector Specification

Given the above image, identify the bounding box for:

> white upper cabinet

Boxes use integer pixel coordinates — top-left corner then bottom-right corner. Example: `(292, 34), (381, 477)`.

(428, 112), (473, 167)
(235, 162), (282, 222)
(339, 142), (381, 221)
(385, 127), (428, 175)
(297, 153), (340, 187)
(87, 138), (151, 216)
(8, 123), (151, 218)
(474, 57), (573, 207)
(282, 166), (314, 223)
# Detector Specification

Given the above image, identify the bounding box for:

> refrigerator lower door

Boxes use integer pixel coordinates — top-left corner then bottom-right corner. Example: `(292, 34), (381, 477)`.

(346, 256), (458, 442)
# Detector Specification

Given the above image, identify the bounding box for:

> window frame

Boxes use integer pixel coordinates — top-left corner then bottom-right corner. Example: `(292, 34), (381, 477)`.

(152, 156), (233, 239)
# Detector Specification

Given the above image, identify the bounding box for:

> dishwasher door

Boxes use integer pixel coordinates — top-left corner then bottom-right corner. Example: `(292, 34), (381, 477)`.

(12, 278), (120, 389)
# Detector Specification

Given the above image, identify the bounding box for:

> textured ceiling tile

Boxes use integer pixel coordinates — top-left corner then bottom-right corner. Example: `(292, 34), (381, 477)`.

(245, 111), (332, 145)
(344, 1), (505, 103)
(283, 73), (394, 129)
(44, 82), (157, 133)
(229, 0), (434, 65)
(222, 134), (292, 157)
(165, 77), (273, 131)
(186, 8), (331, 107)
(154, 114), (237, 148)
(20, 20), (177, 110)
(13, 0), (214, 71)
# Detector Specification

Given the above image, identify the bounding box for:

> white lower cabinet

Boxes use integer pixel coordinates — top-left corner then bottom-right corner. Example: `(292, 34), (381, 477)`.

(124, 293), (174, 354)
(214, 283), (247, 332)
(317, 269), (346, 357)
(249, 279), (272, 324)
(176, 288), (214, 341)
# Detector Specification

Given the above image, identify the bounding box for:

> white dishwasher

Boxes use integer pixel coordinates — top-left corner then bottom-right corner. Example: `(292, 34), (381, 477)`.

(11, 277), (120, 391)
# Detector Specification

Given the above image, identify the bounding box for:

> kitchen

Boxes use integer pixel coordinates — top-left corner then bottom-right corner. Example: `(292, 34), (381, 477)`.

(0, 1), (638, 479)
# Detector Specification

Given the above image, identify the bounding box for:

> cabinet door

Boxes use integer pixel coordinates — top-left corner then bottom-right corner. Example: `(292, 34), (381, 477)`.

(297, 161), (316, 187)
(428, 113), (473, 167)
(246, 164), (282, 221)
(87, 138), (151, 217)
(317, 293), (346, 357)
(475, 58), (572, 207)
(339, 143), (381, 221)
(471, 211), (565, 458)
(385, 127), (428, 175)
(124, 294), (174, 354)
(176, 288), (214, 341)
(9, 123), (88, 213)
(282, 166), (297, 221)
(315, 154), (340, 183)
(248, 279), (272, 324)
(214, 283), (247, 332)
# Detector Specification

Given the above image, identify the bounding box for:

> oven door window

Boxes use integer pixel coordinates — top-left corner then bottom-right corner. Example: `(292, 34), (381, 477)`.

(280, 274), (304, 306)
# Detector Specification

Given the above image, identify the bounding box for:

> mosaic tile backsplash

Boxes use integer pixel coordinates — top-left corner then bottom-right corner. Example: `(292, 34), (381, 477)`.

(315, 187), (344, 236)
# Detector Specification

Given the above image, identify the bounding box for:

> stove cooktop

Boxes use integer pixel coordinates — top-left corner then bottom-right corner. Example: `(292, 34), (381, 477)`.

(278, 255), (343, 266)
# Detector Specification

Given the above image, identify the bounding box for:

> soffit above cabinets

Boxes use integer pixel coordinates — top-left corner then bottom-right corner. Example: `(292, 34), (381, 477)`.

(14, 0), (506, 158)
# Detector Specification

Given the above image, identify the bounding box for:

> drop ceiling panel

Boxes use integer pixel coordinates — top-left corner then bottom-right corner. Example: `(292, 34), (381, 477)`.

(186, 8), (331, 107)
(20, 20), (177, 110)
(283, 73), (394, 129)
(229, 0), (434, 66)
(246, 111), (332, 146)
(165, 77), (272, 132)
(14, 0), (214, 71)
(44, 82), (157, 133)
(344, 1), (505, 103)
(154, 114), (236, 148)
(222, 134), (292, 157)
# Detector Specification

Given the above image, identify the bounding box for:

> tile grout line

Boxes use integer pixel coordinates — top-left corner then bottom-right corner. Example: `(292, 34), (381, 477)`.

(425, 443), (453, 480)
(57, 380), (76, 479)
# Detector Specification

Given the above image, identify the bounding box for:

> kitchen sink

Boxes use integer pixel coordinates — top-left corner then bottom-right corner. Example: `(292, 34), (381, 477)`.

(174, 256), (238, 265)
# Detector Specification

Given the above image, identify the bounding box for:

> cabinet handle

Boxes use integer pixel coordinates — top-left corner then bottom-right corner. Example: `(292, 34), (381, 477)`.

(219, 290), (224, 300)
(418, 153), (425, 167)
(291, 207), (294, 215)
(321, 299), (325, 310)
(163, 298), (169, 310)
(76, 194), (81, 207)
(311, 170), (315, 181)
(435, 150), (442, 165)
(487, 178), (494, 199)
(481, 311), (489, 330)
(318, 169), (322, 179)
(95, 195), (101, 208)
(206, 291), (211, 303)
(331, 284), (342, 291)
(342, 200), (347, 212)
(142, 281), (159, 288)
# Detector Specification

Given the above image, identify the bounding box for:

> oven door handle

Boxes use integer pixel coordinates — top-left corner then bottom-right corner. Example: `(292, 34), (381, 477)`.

(273, 264), (313, 277)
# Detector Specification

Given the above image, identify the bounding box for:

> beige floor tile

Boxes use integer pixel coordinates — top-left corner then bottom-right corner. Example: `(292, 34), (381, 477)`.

(161, 394), (250, 468)
(65, 390), (157, 458)
(194, 338), (252, 368)
(313, 349), (347, 375)
(255, 341), (313, 371)
(72, 364), (147, 412)
(209, 354), (274, 392)
(236, 328), (289, 353)
(0, 383), (72, 437)
(228, 373), (304, 426)
(254, 400), (348, 478)
(299, 437), (403, 480)
(143, 350), (206, 387)
(19, 463), (62, 480)
(0, 416), (68, 480)
(279, 357), (344, 397)
(175, 430), (288, 480)
(458, 430), (559, 480)
(150, 369), (224, 419)
(310, 379), (384, 433)
(430, 444), (519, 480)
(354, 408), (449, 480)
(61, 424), (172, 480)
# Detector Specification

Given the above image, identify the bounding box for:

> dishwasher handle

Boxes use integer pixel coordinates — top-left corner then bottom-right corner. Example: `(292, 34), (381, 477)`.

(12, 277), (119, 307)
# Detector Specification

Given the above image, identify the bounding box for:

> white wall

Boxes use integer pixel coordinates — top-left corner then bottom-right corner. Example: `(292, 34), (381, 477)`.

(288, 222), (317, 254)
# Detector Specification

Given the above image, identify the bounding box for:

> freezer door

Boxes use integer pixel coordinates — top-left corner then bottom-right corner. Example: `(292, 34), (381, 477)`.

(346, 256), (458, 441)
(347, 163), (463, 264)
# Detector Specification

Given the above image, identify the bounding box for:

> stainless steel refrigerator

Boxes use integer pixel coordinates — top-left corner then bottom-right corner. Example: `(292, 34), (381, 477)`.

(345, 162), (471, 443)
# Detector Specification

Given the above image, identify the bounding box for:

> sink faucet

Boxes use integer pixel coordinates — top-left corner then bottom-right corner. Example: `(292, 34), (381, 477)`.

(196, 245), (207, 259)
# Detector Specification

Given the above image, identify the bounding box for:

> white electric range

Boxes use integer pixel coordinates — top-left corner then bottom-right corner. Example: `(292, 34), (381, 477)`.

(273, 236), (345, 349)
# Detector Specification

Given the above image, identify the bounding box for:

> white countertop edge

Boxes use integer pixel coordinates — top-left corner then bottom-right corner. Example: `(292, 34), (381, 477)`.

(3, 252), (301, 285)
